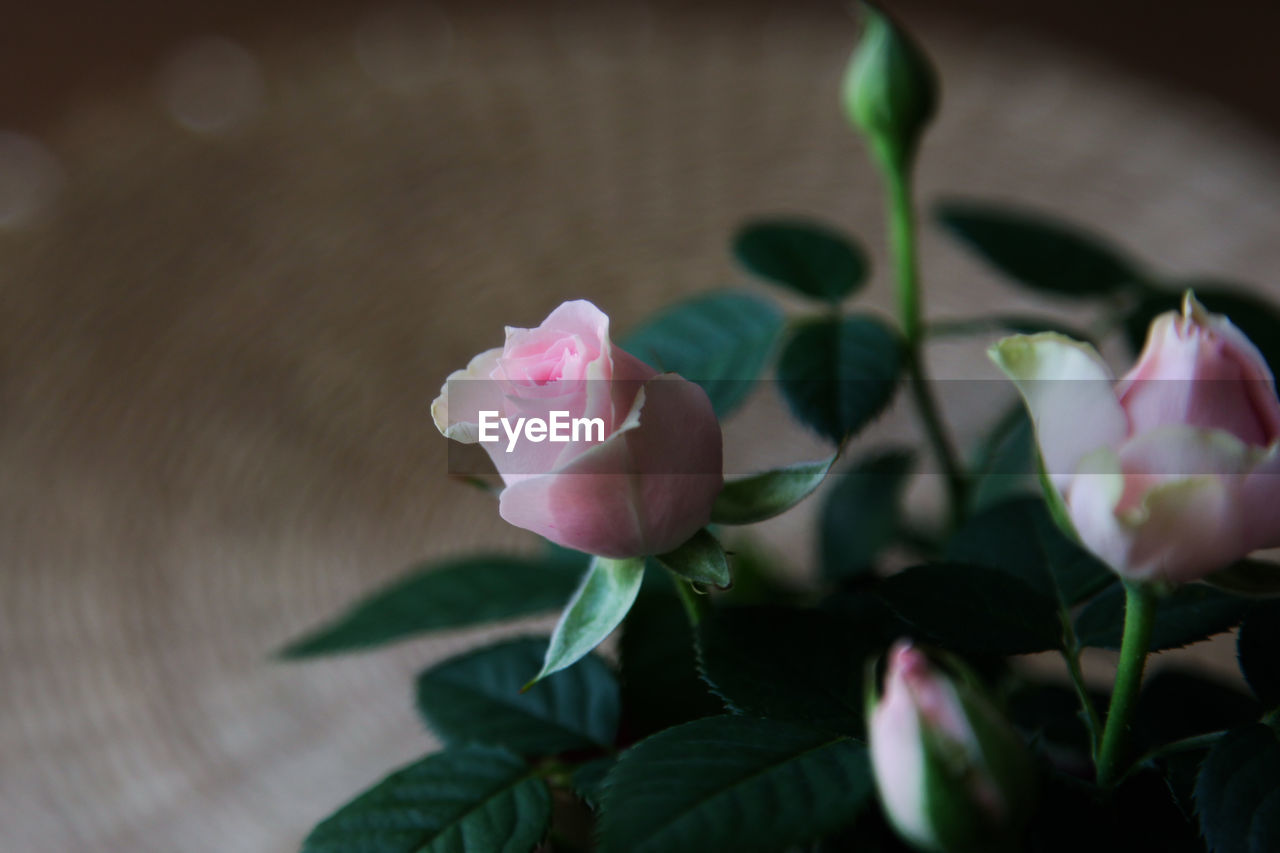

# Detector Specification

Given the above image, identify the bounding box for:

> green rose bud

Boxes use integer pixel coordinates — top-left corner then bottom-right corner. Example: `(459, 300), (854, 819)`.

(841, 2), (939, 169)
(867, 641), (1036, 853)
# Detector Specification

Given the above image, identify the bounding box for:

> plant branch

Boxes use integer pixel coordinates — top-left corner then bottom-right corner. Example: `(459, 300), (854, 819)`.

(881, 158), (968, 526)
(1095, 581), (1158, 788)
(1117, 730), (1227, 786)
(1059, 609), (1102, 760)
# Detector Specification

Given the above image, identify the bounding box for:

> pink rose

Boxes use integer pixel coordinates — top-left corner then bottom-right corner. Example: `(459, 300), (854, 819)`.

(991, 292), (1280, 584)
(868, 641), (1034, 852)
(431, 300), (723, 558)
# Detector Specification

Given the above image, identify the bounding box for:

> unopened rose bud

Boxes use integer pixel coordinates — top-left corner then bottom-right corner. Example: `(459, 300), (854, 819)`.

(841, 2), (939, 169)
(991, 291), (1280, 585)
(867, 642), (1035, 853)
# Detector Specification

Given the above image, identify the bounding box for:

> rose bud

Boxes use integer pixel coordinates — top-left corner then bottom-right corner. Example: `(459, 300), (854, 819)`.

(991, 292), (1280, 585)
(867, 641), (1035, 853)
(431, 299), (722, 558)
(842, 2), (939, 168)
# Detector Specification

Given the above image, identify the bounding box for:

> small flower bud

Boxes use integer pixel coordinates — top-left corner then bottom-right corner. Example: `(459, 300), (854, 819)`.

(867, 641), (1035, 852)
(841, 2), (939, 168)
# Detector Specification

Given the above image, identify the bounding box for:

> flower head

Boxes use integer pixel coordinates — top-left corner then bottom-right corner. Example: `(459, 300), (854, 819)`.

(991, 292), (1280, 584)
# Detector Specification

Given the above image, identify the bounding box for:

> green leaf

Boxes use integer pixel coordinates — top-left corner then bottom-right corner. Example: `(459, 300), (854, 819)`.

(1006, 680), (1097, 757)
(777, 315), (903, 444)
(1128, 670), (1261, 825)
(1205, 558), (1280, 598)
(968, 405), (1039, 511)
(597, 716), (874, 853)
(622, 291), (785, 417)
(529, 556), (645, 687)
(301, 745), (550, 853)
(1125, 283), (1280, 377)
(732, 219), (869, 303)
(1028, 767), (1202, 853)
(697, 602), (900, 732)
(656, 529), (730, 588)
(944, 496), (1113, 608)
(927, 314), (1095, 343)
(936, 200), (1143, 296)
(415, 637), (619, 756)
(619, 589), (723, 737)
(711, 454), (837, 525)
(278, 555), (583, 658)
(1075, 584), (1248, 652)
(572, 756), (614, 811)
(1238, 601), (1280, 709)
(874, 562), (1062, 655)
(820, 449), (914, 581)
(1195, 723), (1280, 853)
(1132, 670), (1261, 757)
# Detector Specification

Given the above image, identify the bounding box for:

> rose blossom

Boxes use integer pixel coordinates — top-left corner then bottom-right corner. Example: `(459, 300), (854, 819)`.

(991, 292), (1280, 584)
(868, 641), (1034, 852)
(431, 300), (722, 558)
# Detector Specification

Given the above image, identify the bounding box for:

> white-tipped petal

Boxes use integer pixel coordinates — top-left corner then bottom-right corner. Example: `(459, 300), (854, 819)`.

(989, 334), (1128, 491)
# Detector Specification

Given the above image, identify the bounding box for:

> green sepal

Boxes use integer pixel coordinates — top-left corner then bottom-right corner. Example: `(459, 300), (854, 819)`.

(711, 453), (837, 525)
(655, 528), (731, 589)
(527, 555), (645, 689)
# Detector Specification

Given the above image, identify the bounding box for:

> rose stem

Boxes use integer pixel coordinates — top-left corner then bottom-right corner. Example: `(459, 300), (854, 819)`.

(1095, 580), (1158, 789)
(878, 148), (968, 527)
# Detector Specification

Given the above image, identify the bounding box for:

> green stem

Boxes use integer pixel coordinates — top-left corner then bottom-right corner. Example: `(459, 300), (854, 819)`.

(885, 164), (922, 345)
(881, 156), (968, 526)
(1117, 730), (1226, 785)
(1095, 581), (1158, 788)
(1059, 609), (1102, 760)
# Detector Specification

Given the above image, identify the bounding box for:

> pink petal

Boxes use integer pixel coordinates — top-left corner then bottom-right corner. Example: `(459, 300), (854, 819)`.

(1068, 436), (1257, 584)
(498, 374), (721, 558)
(869, 642), (932, 848)
(1118, 308), (1277, 447)
(1240, 445), (1280, 553)
(430, 347), (503, 442)
(989, 334), (1128, 491)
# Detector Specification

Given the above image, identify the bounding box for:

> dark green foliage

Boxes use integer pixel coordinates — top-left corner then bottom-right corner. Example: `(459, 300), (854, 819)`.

(1195, 724), (1280, 853)
(622, 291), (785, 416)
(875, 562), (1062, 655)
(597, 716), (874, 853)
(697, 603), (899, 733)
(733, 220), (869, 303)
(945, 496), (1113, 608)
(820, 449), (914, 581)
(777, 315), (903, 444)
(279, 555), (583, 658)
(936, 200), (1143, 296)
(1075, 584), (1248, 652)
(301, 746), (550, 853)
(1239, 600), (1280, 708)
(415, 638), (619, 756)
(618, 590), (722, 739)
(1133, 670), (1261, 758)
